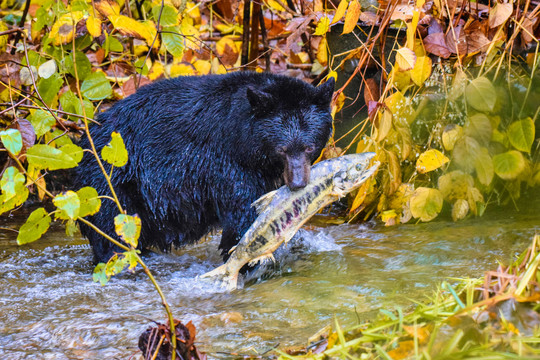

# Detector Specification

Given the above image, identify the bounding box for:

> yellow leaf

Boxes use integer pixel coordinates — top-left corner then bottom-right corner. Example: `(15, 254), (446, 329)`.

(389, 66), (411, 91)
(216, 36), (238, 56)
(317, 37), (328, 66)
(50, 12), (84, 46)
(86, 15), (102, 38)
(109, 15), (158, 48)
(343, 0), (361, 34)
(331, 0), (349, 25)
(410, 56), (431, 86)
(331, 91), (345, 118)
(148, 61), (164, 81)
(402, 324), (430, 344)
(381, 209), (398, 226)
(266, 0), (285, 11)
(376, 109), (393, 142)
(211, 57), (227, 74)
(452, 198), (469, 221)
(193, 60), (211, 75)
(387, 340), (414, 359)
(186, 2), (201, 21)
(180, 20), (200, 49)
(442, 124), (463, 151)
(35, 174), (46, 201)
(350, 176), (373, 213)
(169, 63), (195, 76)
(416, 149), (449, 174)
(386, 149), (401, 194)
(395, 47), (416, 71)
(410, 187), (443, 222)
(96, 0), (120, 17)
(437, 170), (473, 202)
(314, 16), (330, 35)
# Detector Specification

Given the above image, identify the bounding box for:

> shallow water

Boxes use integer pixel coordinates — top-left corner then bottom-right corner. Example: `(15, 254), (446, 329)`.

(0, 205), (539, 359)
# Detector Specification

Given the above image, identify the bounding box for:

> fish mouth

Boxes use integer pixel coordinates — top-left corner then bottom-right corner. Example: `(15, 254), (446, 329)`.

(352, 160), (380, 187)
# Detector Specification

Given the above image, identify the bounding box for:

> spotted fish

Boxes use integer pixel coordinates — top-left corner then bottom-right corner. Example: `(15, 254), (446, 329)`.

(201, 153), (379, 290)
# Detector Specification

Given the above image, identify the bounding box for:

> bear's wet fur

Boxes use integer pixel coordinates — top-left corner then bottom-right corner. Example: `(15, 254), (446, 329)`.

(75, 72), (335, 263)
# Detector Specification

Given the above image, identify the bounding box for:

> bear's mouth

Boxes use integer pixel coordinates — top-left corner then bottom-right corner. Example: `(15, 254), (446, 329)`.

(283, 152), (310, 190)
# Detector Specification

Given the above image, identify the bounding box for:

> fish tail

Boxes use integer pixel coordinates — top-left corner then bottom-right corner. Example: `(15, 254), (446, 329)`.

(200, 264), (239, 291)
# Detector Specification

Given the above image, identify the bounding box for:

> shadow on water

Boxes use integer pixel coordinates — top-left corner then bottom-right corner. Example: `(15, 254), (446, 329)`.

(0, 203), (539, 359)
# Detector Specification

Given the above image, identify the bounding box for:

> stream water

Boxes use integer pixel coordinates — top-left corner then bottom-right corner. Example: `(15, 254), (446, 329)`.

(0, 204), (538, 359)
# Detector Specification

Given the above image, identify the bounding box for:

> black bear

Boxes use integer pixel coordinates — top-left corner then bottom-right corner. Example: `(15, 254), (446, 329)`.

(75, 72), (335, 263)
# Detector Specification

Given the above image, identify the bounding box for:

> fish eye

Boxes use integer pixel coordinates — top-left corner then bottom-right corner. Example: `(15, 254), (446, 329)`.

(355, 163), (365, 171)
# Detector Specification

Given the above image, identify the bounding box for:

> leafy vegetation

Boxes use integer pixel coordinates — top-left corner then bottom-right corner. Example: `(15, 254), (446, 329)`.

(281, 234), (540, 359)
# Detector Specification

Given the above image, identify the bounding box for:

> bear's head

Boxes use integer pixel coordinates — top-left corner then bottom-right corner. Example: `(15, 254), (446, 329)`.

(248, 77), (335, 190)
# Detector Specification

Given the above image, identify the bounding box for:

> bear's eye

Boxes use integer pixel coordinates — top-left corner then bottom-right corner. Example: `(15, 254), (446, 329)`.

(305, 146), (315, 153)
(276, 146), (287, 155)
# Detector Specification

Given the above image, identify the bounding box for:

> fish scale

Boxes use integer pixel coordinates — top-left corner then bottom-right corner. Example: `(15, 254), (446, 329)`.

(201, 153), (379, 291)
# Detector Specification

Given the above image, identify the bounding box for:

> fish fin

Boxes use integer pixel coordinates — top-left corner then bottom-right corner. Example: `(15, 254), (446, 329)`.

(200, 265), (239, 291)
(248, 253), (275, 267)
(228, 245), (237, 254)
(251, 189), (279, 214)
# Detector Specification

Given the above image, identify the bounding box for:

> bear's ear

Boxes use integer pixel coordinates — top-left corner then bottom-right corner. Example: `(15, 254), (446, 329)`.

(247, 87), (274, 111)
(315, 78), (335, 107)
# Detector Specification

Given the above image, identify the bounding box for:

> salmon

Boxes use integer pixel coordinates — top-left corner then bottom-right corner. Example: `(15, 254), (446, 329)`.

(201, 153), (379, 290)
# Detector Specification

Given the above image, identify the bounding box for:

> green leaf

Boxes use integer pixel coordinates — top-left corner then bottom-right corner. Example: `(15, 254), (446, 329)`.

(507, 118), (535, 153)
(101, 132), (128, 167)
(77, 186), (101, 217)
(474, 147), (494, 186)
(33, 7), (53, 32)
(64, 51), (92, 80)
(134, 58), (149, 76)
(124, 249), (139, 270)
(17, 207), (52, 245)
(104, 34), (124, 56)
(152, 4), (179, 27)
(452, 136), (480, 173)
(410, 187), (443, 222)
(74, 98), (95, 119)
(93, 262), (109, 285)
(59, 143), (84, 164)
(114, 214), (141, 247)
(81, 71), (112, 100)
(29, 110), (56, 137)
(465, 76), (497, 113)
(493, 150), (525, 180)
(162, 27), (184, 58)
(26, 144), (78, 170)
(37, 73), (63, 106)
(464, 113), (492, 145)
(53, 191), (80, 220)
(0, 166), (29, 214)
(0, 166), (26, 203)
(65, 219), (78, 236)
(45, 129), (74, 147)
(0, 128), (23, 155)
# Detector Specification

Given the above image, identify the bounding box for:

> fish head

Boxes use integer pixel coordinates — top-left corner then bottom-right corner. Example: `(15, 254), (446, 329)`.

(332, 153), (379, 194)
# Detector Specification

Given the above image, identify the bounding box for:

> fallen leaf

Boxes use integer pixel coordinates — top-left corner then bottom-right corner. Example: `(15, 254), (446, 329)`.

(343, 0), (361, 34)
(489, 2), (513, 28)
(395, 47), (417, 71)
(424, 33), (451, 58)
